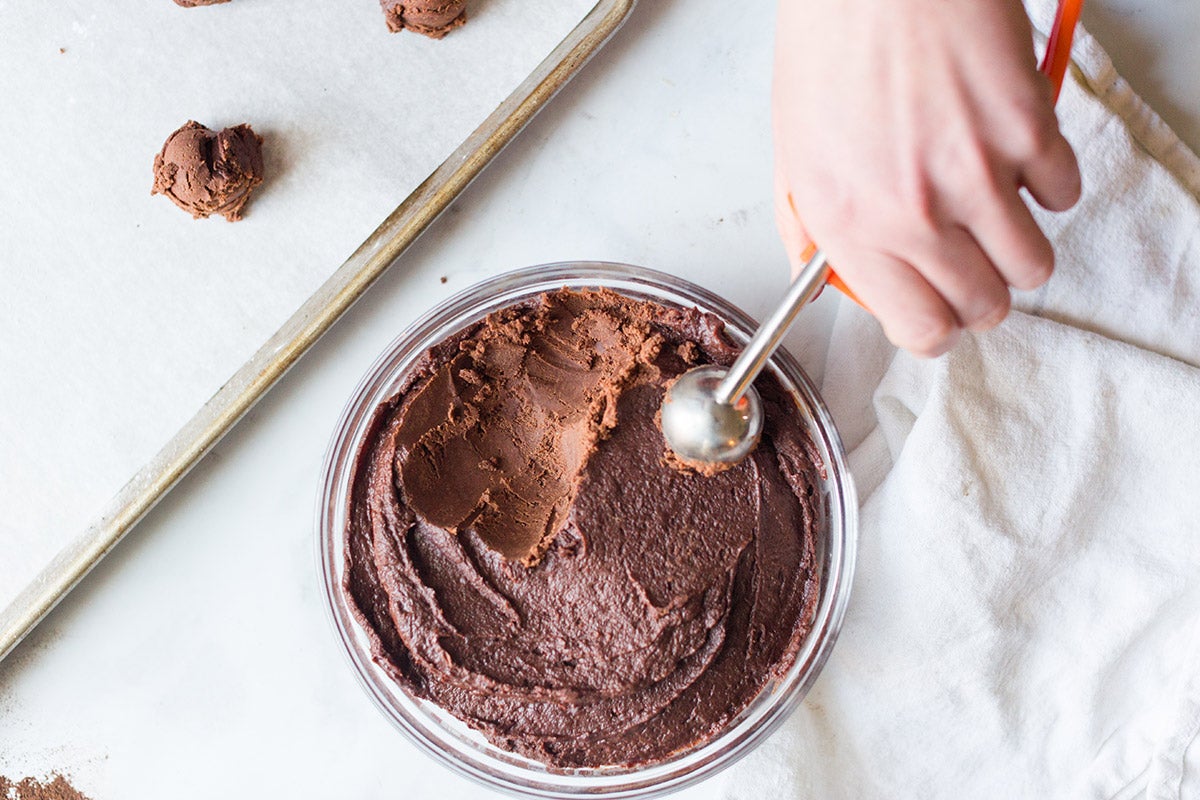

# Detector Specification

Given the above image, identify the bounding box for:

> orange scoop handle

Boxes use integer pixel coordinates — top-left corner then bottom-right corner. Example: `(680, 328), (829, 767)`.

(1041, 0), (1083, 103)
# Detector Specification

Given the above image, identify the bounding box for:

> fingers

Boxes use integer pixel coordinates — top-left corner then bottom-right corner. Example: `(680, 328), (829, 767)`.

(785, 164), (1045, 349)
(781, 169), (1013, 347)
(911, 225), (1012, 331)
(964, 173), (1057, 291)
(831, 246), (961, 358)
(772, 76), (1077, 358)
(999, 75), (1082, 213)
(1019, 121), (1082, 212)
(962, 97), (1078, 291)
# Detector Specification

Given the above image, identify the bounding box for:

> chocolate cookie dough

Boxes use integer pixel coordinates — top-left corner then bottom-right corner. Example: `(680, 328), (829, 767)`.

(172, 0), (231, 6)
(151, 121), (264, 221)
(380, 0), (466, 38)
(345, 288), (823, 768)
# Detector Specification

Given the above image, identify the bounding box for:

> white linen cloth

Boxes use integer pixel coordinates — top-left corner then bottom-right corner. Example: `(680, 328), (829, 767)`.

(718, 7), (1200, 799)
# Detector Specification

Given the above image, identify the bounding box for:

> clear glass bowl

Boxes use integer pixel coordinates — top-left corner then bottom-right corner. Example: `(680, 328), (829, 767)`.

(316, 262), (857, 799)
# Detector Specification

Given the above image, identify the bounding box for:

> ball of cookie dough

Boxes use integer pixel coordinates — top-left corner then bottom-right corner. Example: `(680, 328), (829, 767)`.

(151, 121), (264, 222)
(380, 0), (467, 38)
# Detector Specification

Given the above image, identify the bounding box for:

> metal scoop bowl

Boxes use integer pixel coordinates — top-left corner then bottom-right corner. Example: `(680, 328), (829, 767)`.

(661, 250), (830, 469)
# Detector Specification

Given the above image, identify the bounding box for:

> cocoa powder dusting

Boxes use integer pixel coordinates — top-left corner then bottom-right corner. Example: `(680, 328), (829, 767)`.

(0, 774), (92, 800)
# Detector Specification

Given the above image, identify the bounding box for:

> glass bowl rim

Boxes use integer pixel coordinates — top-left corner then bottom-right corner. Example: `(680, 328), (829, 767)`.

(315, 261), (858, 799)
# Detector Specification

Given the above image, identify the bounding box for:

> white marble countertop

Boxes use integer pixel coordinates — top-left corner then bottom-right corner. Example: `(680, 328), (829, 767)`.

(1, 1), (1196, 797)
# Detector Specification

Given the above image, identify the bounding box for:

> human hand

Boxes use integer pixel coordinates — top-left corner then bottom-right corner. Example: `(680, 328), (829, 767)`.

(773, 0), (1081, 357)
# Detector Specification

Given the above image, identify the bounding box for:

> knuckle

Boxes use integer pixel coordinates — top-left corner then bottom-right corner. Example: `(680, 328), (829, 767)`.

(866, 182), (942, 250)
(1012, 111), (1062, 163)
(825, 167), (944, 247)
(893, 312), (960, 358)
(953, 183), (992, 224)
(966, 292), (1012, 331)
(1001, 79), (1058, 156)
(1005, 123), (1040, 162)
(937, 137), (994, 195)
(956, 150), (994, 200)
(899, 174), (939, 228)
(1010, 239), (1056, 290)
(946, 159), (1004, 223)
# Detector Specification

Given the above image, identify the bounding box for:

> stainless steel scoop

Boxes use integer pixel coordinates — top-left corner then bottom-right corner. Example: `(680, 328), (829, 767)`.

(661, 0), (1084, 470)
(660, 249), (829, 467)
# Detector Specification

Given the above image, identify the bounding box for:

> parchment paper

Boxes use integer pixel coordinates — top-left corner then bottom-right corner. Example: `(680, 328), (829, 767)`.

(0, 0), (596, 614)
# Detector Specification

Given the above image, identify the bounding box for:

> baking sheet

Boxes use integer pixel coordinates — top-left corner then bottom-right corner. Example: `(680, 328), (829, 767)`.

(0, 0), (632, 657)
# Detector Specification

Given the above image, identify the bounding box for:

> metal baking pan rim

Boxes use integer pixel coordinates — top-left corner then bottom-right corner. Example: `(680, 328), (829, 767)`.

(0, 0), (637, 663)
